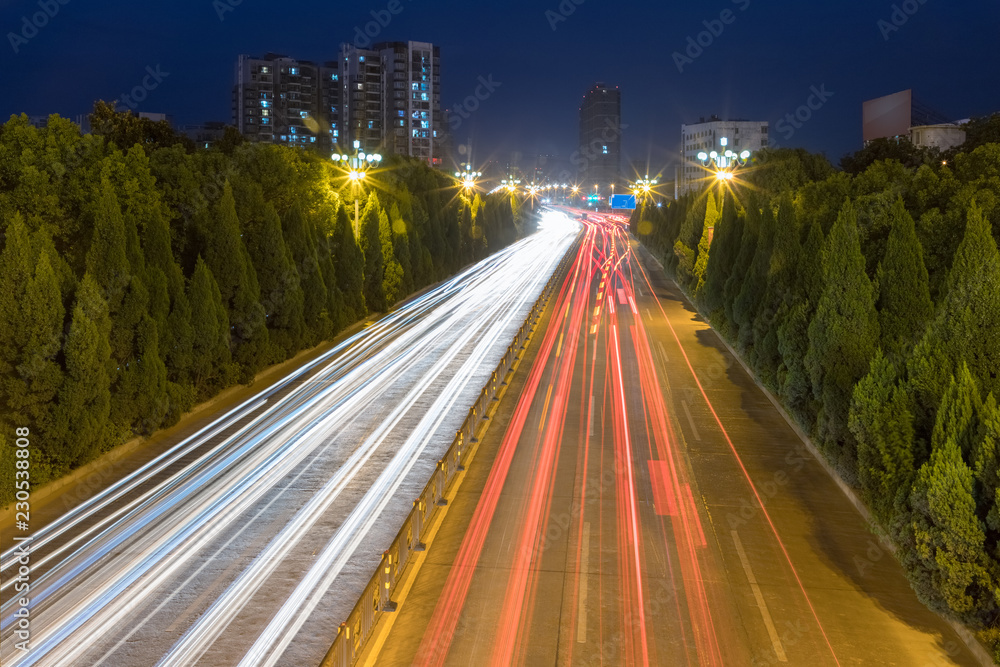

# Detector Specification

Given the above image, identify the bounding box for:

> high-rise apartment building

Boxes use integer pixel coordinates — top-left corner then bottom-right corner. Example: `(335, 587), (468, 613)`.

(677, 116), (769, 196)
(376, 41), (441, 165)
(233, 54), (327, 150)
(578, 83), (622, 191)
(234, 42), (441, 164)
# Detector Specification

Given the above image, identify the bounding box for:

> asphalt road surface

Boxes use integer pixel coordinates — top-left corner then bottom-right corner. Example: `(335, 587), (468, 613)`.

(370, 209), (981, 667)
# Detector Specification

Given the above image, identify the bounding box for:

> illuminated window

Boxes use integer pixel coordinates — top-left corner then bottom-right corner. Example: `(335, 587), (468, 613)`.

(602, 145), (608, 154)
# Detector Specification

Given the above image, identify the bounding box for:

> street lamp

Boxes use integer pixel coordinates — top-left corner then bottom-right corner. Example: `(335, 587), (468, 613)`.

(455, 163), (482, 192)
(630, 175), (659, 202)
(333, 140), (382, 236)
(697, 136), (751, 183)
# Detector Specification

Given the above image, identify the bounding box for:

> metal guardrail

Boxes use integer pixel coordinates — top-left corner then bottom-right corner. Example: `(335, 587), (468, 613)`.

(320, 240), (578, 667)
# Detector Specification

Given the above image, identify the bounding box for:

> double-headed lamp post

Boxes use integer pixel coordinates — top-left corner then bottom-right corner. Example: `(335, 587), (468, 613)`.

(332, 140), (382, 236)
(697, 136), (751, 183)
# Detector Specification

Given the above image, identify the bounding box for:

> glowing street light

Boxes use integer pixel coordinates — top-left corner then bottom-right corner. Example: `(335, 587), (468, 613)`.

(455, 163), (482, 192)
(697, 136), (750, 184)
(333, 142), (382, 236)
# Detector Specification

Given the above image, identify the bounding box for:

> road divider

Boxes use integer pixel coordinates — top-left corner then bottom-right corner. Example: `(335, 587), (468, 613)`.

(320, 233), (582, 667)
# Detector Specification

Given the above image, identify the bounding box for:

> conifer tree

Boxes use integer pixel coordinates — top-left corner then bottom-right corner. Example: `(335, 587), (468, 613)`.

(360, 191), (386, 312)
(908, 436), (994, 619)
(247, 204), (306, 359)
(692, 192), (718, 295)
(51, 274), (113, 469)
(188, 257), (232, 395)
(876, 198), (934, 363)
(283, 202), (332, 344)
(332, 202), (366, 320)
(849, 350), (916, 524)
(381, 206), (404, 306)
(907, 204), (1000, 430)
(804, 199), (879, 471)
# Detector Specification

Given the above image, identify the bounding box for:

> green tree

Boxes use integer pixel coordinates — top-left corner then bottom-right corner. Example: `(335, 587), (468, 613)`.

(849, 350), (916, 526)
(907, 204), (1000, 431)
(908, 436), (995, 620)
(331, 202), (366, 321)
(734, 203), (776, 358)
(380, 206), (404, 306)
(86, 178), (132, 314)
(702, 191), (741, 319)
(188, 257), (232, 395)
(360, 191), (386, 312)
(247, 203), (306, 360)
(283, 202), (332, 344)
(205, 182), (268, 380)
(804, 199), (879, 475)
(692, 192), (719, 295)
(50, 274), (113, 470)
(876, 199), (934, 363)
(390, 202), (415, 297)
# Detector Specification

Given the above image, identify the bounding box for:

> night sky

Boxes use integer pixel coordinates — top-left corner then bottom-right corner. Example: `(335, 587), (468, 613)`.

(4, 0), (999, 173)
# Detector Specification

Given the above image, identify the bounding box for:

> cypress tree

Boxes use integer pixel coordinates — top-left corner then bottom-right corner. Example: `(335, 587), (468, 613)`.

(876, 198), (934, 363)
(381, 206), (404, 307)
(188, 257), (232, 395)
(804, 199), (879, 473)
(360, 191), (386, 312)
(702, 191), (741, 319)
(283, 202), (332, 344)
(734, 203), (776, 357)
(205, 182), (268, 379)
(115, 313), (169, 435)
(390, 203), (415, 297)
(932, 363), (984, 458)
(907, 204), (1000, 430)
(86, 178), (132, 314)
(0, 213), (35, 417)
(332, 200), (366, 319)
(849, 350), (916, 525)
(16, 246), (65, 437)
(971, 393), (999, 536)
(908, 435), (994, 620)
(247, 203), (306, 359)
(51, 274), (113, 470)
(691, 192), (718, 295)
(723, 203), (759, 337)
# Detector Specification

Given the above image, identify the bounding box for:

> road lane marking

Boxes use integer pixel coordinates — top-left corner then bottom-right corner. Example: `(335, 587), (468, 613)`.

(577, 522), (591, 643)
(539, 383), (553, 433)
(656, 341), (667, 363)
(681, 400), (701, 441)
(645, 307), (653, 320)
(732, 530), (788, 663)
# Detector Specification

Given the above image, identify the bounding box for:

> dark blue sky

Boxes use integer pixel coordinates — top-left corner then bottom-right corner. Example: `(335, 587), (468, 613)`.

(3, 0), (999, 172)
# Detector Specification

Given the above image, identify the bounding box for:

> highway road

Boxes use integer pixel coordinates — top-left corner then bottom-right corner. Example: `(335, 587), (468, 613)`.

(370, 209), (981, 667)
(0, 215), (579, 667)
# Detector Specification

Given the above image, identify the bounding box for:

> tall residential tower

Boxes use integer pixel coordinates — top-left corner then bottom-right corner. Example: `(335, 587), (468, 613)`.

(578, 83), (622, 192)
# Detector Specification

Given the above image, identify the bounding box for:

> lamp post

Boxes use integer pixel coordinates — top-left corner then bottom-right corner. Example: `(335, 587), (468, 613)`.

(455, 163), (482, 193)
(697, 136), (750, 184)
(630, 175), (659, 201)
(332, 140), (382, 237)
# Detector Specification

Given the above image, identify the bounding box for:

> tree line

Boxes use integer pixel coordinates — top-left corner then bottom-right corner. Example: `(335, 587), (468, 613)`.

(0, 107), (524, 502)
(632, 143), (1000, 659)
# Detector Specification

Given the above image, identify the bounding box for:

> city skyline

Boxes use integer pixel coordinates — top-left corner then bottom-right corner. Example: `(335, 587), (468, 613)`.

(5, 0), (999, 169)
